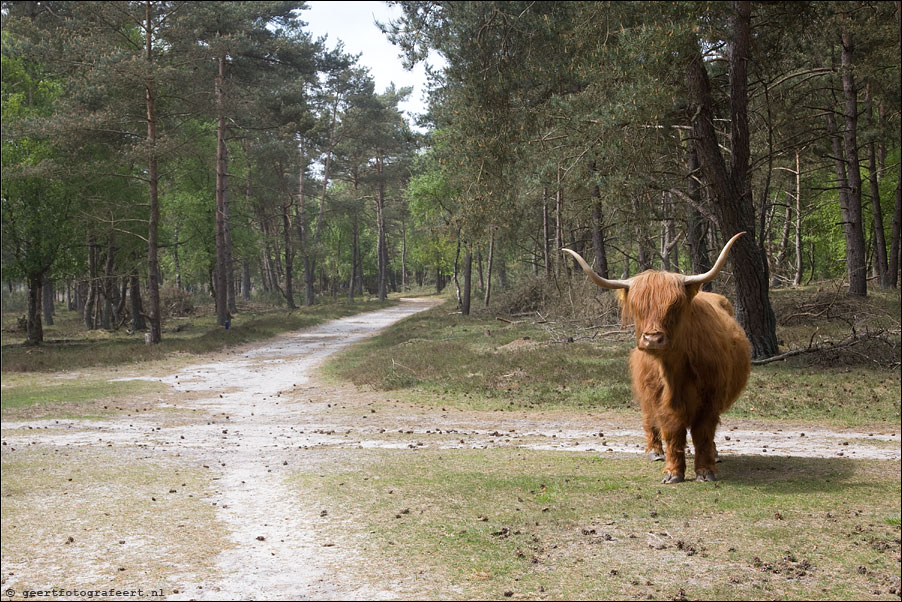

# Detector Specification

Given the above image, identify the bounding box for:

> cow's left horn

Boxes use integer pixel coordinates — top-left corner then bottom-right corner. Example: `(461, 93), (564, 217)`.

(682, 232), (745, 286)
(561, 248), (632, 290)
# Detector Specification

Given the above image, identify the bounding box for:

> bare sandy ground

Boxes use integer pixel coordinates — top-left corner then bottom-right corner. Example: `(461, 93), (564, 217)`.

(2, 297), (899, 600)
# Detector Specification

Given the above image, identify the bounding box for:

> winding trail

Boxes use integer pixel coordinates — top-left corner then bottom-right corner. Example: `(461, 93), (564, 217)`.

(158, 299), (441, 600)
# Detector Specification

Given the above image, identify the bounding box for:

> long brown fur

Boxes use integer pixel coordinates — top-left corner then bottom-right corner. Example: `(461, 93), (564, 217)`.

(622, 271), (751, 482)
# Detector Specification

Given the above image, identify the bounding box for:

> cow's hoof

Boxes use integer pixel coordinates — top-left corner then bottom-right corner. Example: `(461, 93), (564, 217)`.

(647, 451), (665, 462)
(695, 470), (717, 482)
(662, 471), (685, 484)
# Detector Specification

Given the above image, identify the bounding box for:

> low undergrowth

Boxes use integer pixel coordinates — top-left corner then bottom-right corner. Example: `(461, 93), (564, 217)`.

(326, 283), (901, 427)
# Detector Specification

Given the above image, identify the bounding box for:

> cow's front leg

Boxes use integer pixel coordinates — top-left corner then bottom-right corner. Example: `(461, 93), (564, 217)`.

(660, 427), (686, 484)
(642, 414), (665, 461)
(690, 417), (719, 481)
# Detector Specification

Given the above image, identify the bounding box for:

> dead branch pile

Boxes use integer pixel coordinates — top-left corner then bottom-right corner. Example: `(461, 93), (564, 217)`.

(753, 328), (900, 367)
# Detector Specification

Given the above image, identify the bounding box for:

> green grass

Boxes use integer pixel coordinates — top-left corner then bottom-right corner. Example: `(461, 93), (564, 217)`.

(1, 297), (399, 373)
(325, 294), (901, 426)
(291, 448), (901, 600)
(324, 302), (636, 412)
(1, 377), (165, 412)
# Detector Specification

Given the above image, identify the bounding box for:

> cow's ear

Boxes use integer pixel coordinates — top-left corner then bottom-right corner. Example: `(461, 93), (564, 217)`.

(685, 282), (702, 300)
(618, 290), (632, 326)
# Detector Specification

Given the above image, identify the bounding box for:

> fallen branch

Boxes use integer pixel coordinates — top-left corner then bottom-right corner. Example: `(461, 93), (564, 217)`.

(495, 316), (525, 324)
(752, 330), (887, 366)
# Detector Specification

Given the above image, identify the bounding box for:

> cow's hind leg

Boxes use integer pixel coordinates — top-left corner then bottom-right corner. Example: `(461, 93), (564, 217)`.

(691, 416), (719, 482)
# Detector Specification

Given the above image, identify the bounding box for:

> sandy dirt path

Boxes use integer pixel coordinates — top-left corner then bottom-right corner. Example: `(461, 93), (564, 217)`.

(1, 297), (899, 600)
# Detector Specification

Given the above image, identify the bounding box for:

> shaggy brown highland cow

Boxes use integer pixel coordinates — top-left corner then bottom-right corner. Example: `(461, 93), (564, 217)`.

(562, 233), (751, 483)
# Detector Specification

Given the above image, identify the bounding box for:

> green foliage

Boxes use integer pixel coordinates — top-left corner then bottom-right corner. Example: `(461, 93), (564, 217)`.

(406, 155), (459, 276)
(2, 1), (900, 352)
(1, 30), (74, 282)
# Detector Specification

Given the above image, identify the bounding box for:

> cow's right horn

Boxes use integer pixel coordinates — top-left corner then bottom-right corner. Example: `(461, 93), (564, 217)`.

(682, 232), (745, 286)
(561, 248), (632, 290)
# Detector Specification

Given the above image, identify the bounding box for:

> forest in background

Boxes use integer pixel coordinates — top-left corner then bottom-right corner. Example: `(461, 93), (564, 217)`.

(2, 1), (900, 359)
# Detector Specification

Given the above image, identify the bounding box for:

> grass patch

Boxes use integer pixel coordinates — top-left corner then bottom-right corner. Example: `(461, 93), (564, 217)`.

(1, 445), (227, 596)
(324, 301), (635, 413)
(1, 376), (166, 414)
(325, 297), (901, 427)
(1, 297), (399, 373)
(291, 448), (901, 600)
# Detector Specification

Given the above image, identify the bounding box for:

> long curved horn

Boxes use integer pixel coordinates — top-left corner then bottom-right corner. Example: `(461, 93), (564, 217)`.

(682, 231), (745, 286)
(561, 248), (632, 290)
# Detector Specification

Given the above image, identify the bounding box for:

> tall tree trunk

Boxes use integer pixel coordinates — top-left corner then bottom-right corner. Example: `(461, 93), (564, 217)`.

(866, 85), (889, 287)
(117, 276), (128, 323)
(242, 138), (255, 300)
(773, 194), (792, 288)
(355, 228), (364, 297)
(542, 187), (551, 278)
(825, 107), (867, 294)
(888, 0), (902, 288)
(401, 218), (408, 291)
(297, 139), (315, 306)
(888, 172), (902, 288)
(685, 0), (778, 359)
(662, 192), (677, 271)
(84, 235), (98, 329)
(794, 151), (804, 286)
(839, 29), (868, 296)
(145, 0), (162, 344)
(555, 166), (564, 276)
(282, 204), (296, 309)
(260, 249), (272, 293)
(26, 272), (44, 346)
(304, 101), (339, 304)
(214, 53), (232, 325)
(632, 195), (652, 272)
(376, 156), (388, 302)
(587, 159), (610, 277)
(225, 197), (236, 314)
(686, 145), (712, 291)
(476, 249), (485, 292)
(280, 159), (296, 309)
(484, 228), (495, 308)
(104, 234), (121, 327)
(42, 275), (54, 326)
(242, 260), (251, 301)
(173, 225), (182, 290)
(453, 231), (462, 308)
(461, 247), (472, 316)
(591, 193), (609, 278)
(348, 211), (359, 302)
(130, 269), (146, 332)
